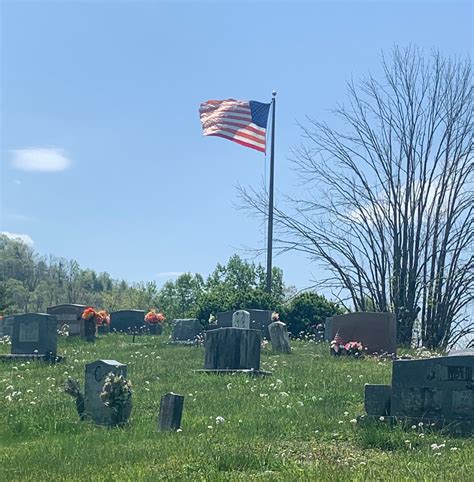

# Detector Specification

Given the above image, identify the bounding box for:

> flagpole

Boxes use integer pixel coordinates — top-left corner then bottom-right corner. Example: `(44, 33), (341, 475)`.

(266, 91), (276, 293)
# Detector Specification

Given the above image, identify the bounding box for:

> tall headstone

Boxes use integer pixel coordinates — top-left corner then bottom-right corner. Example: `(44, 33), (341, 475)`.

(84, 359), (129, 426)
(46, 304), (87, 336)
(216, 309), (272, 338)
(158, 392), (184, 431)
(268, 321), (291, 353)
(172, 319), (202, 343)
(11, 313), (57, 355)
(329, 312), (397, 355)
(204, 328), (261, 370)
(110, 310), (145, 333)
(232, 310), (250, 329)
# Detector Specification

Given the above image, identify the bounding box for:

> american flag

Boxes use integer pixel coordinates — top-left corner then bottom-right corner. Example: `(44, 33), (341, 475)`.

(199, 99), (271, 153)
(333, 331), (344, 345)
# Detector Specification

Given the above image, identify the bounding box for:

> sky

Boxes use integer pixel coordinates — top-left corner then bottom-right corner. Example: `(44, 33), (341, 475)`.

(1, 0), (472, 291)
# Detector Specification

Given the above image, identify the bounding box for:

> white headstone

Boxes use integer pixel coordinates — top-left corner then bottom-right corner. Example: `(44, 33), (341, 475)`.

(232, 310), (250, 329)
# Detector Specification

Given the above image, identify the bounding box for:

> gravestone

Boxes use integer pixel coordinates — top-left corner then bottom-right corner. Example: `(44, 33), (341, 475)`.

(268, 321), (291, 353)
(172, 319), (202, 343)
(46, 304), (87, 336)
(84, 359), (129, 426)
(232, 310), (250, 329)
(364, 384), (392, 416)
(391, 356), (474, 421)
(158, 392), (184, 431)
(216, 309), (272, 338)
(204, 328), (262, 371)
(328, 312), (397, 355)
(110, 310), (145, 333)
(11, 313), (57, 355)
(1, 315), (15, 337)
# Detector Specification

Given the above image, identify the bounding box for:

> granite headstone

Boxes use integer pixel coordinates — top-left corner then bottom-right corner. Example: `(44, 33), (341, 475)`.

(232, 310), (250, 329)
(268, 321), (291, 353)
(11, 313), (57, 355)
(110, 310), (145, 333)
(172, 319), (202, 343)
(329, 312), (397, 355)
(46, 304), (87, 336)
(84, 359), (129, 426)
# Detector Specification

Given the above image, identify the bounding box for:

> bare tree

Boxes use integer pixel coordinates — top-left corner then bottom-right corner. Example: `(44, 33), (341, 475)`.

(241, 47), (473, 349)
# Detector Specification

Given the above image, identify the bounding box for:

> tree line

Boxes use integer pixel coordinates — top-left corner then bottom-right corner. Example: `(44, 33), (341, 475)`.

(0, 234), (341, 336)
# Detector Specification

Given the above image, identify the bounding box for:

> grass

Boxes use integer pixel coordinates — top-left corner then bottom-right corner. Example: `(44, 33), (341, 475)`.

(0, 332), (472, 481)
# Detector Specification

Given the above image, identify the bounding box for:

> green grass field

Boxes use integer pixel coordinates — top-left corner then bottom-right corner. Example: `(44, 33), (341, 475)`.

(0, 333), (472, 481)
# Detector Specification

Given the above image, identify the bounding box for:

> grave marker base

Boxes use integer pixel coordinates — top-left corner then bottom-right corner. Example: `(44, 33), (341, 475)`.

(0, 353), (64, 363)
(194, 368), (272, 377)
(357, 415), (474, 436)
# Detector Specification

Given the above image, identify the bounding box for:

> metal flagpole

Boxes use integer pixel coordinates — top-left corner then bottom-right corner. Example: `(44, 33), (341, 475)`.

(266, 91), (277, 293)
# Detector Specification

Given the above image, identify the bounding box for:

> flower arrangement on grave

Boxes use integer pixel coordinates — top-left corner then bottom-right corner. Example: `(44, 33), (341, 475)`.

(208, 314), (216, 324)
(330, 332), (365, 357)
(144, 310), (165, 325)
(100, 372), (133, 426)
(343, 341), (365, 356)
(271, 312), (280, 322)
(97, 310), (111, 326)
(81, 307), (100, 342)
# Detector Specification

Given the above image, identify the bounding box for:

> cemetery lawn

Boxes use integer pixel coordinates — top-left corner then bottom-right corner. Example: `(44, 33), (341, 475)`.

(0, 335), (472, 481)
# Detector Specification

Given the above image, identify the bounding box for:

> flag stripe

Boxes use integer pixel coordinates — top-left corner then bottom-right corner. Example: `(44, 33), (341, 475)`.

(200, 99), (269, 153)
(204, 127), (265, 145)
(209, 133), (266, 152)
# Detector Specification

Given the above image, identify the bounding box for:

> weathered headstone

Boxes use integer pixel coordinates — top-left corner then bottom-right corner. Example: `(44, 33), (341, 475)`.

(84, 359), (129, 426)
(110, 310), (145, 333)
(216, 309), (272, 338)
(172, 319), (202, 343)
(391, 356), (474, 420)
(158, 392), (184, 431)
(46, 304), (87, 336)
(328, 312), (397, 355)
(232, 310), (250, 329)
(364, 384), (391, 416)
(11, 313), (57, 355)
(204, 328), (261, 370)
(268, 321), (291, 353)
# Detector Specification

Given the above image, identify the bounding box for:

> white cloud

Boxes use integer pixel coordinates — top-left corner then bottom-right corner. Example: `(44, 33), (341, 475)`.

(1, 231), (34, 246)
(10, 147), (72, 172)
(155, 272), (184, 278)
(13, 179), (22, 185)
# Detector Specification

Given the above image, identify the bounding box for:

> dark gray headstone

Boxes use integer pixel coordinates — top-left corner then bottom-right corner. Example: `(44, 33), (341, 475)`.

(1, 315), (15, 337)
(268, 321), (291, 353)
(110, 310), (145, 333)
(84, 359), (129, 426)
(204, 327), (261, 370)
(391, 356), (474, 420)
(329, 312), (397, 355)
(158, 392), (184, 431)
(216, 309), (272, 338)
(46, 304), (87, 336)
(11, 313), (57, 355)
(365, 384), (392, 416)
(172, 319), (202, 342)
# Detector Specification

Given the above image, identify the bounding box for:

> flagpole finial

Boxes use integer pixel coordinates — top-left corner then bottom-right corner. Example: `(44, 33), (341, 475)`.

(272, 91), (277, 97)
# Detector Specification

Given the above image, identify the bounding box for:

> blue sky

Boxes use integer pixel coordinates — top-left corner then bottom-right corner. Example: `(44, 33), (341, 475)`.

(1, 1), (472, 291)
